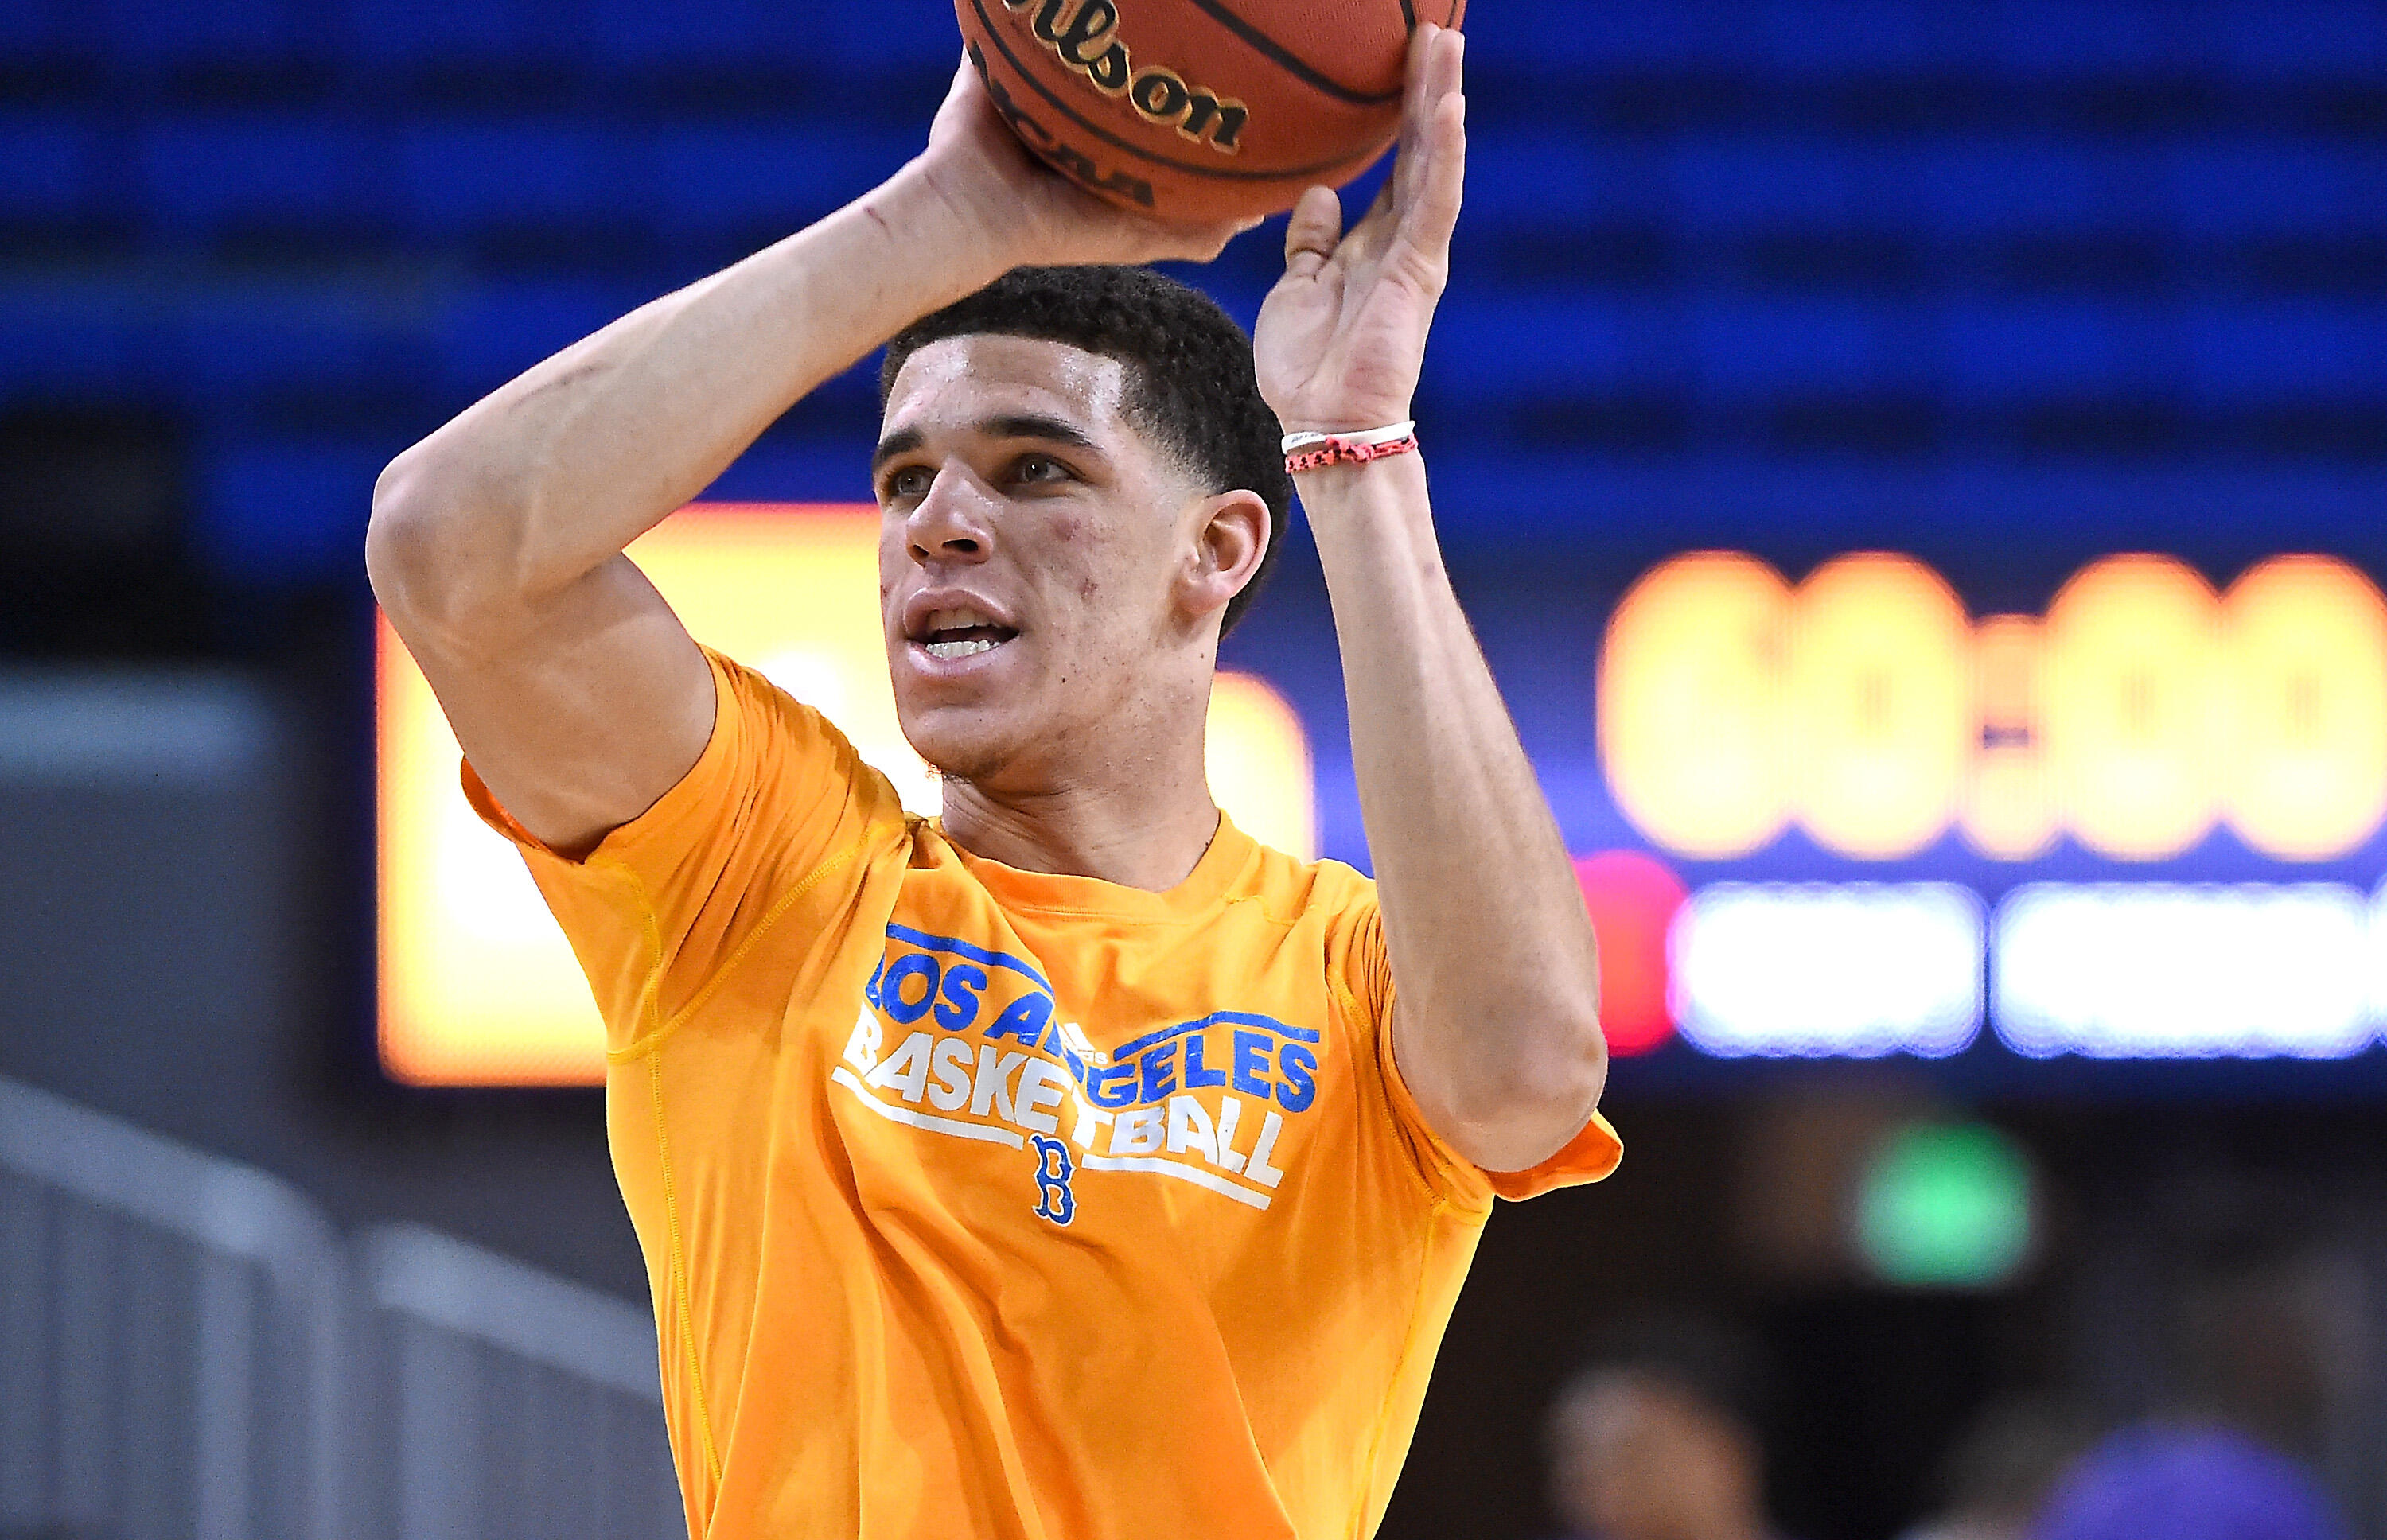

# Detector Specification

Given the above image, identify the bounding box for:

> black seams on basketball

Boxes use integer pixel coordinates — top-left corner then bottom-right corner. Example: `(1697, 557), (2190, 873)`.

(957, 0), (1466, 224)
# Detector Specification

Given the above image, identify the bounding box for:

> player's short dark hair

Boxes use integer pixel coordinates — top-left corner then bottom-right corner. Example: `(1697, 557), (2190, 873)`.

(879, 265), (1291, 638)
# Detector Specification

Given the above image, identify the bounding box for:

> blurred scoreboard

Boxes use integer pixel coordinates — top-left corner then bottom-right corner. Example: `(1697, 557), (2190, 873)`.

(1604, 552), (2385, 865)
(376, 515), (2387, 1087)
(1589, 548), (2387, 1074)
(378, 504), (1315, 1086)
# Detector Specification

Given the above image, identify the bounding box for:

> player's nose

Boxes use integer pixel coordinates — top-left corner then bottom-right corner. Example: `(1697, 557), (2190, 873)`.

(905, 465), (996, 566)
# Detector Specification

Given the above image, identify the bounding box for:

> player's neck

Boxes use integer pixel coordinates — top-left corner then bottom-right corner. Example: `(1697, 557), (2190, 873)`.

(937, 757), (1222, 893)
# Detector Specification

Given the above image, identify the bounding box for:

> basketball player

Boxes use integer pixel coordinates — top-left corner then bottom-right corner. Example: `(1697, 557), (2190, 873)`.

(368, 24), (1614, 1538)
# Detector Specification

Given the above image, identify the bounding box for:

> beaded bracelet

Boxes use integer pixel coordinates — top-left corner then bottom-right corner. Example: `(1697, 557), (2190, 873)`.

(1280, 420), (1419, 474)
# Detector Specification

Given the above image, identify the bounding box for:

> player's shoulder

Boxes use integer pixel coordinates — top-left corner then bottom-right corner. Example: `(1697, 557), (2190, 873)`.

(711, 646), (870, 761)
(703, 645), (912, 828)
(711, 646), (822, 725)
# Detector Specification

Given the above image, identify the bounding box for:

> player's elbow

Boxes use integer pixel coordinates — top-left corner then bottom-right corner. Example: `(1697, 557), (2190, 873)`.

(1443, 1009), (1609, 1174)
(367, 446), (541, 658)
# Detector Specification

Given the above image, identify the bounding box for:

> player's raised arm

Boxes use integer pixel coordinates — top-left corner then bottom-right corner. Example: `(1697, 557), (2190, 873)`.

(366, 61), (1248, 856)
(1254, 25), (1607, 1172)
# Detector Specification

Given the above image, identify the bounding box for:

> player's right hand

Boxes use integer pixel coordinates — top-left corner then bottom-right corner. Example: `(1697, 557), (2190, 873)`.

(907, 55), (1256, 270)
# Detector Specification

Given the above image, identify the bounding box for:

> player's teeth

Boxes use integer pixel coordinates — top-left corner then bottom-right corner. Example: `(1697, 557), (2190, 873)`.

(925, 637), (999, 660)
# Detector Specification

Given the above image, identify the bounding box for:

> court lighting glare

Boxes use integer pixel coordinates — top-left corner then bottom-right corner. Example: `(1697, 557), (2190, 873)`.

(1669, 882), (1985, 1058)
(379, 504), (1318, 1087)
(1572, 850), (1690, 1056)
(1855, 1121), (2036, 1290)
(1992, 881), (2377, 1060)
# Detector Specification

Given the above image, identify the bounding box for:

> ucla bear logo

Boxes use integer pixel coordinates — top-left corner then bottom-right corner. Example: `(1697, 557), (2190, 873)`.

(1029, 1134), (1077, 1227)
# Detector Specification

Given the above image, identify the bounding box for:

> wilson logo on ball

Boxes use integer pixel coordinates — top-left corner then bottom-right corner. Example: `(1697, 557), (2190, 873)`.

(1002, 0), (1251, 153)
(971, 41), (1158, 206)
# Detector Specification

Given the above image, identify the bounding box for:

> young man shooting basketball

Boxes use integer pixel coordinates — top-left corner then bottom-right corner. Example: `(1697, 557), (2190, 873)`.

(368, 25), (1614, 1538)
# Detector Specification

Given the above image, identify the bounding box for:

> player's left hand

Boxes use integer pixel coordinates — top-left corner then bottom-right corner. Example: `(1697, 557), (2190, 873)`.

(915, 54), (1256, 272)
(1253, 23), (1464, 438)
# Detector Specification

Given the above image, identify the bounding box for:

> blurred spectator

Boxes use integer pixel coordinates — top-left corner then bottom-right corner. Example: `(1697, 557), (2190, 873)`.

(2029, 1423), (2349, 1540)
(1543, 1318), (1792, 1540)
(2170, 1248), (2346, 1467)
(1895, 1398), (2098, 1540)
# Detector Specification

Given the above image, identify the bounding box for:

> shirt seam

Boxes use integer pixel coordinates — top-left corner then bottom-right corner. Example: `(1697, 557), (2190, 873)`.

(594, 846), (722, 1483)
(647, 1022), (725, 1492)
(602, 817), (900, 1495)
(1351, 1196), (1464, 1538)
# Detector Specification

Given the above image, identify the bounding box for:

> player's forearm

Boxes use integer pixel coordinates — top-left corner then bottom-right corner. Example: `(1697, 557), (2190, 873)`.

(1303, 454), (1606, 1169)
(368, 168), (1012, 623)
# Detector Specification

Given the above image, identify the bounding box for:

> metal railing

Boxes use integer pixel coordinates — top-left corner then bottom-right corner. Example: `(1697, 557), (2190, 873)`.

(0, 1077), (683, 1540)
(0, 1076), (347, 1540)
(356, 1223), (682, 1540)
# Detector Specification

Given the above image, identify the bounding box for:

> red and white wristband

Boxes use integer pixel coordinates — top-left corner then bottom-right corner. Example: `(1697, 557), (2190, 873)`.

(1280, 420), (1419, 474)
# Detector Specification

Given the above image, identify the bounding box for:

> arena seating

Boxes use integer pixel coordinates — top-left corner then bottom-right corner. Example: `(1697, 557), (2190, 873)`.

(2, 0), (2381, 579)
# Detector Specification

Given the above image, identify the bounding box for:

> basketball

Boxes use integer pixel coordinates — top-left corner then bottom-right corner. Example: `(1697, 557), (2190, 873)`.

(957, 0), (1466, 225)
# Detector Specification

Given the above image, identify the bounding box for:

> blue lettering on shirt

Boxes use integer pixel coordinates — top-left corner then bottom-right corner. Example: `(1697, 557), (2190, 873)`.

(983, 990), (1054, 1044)
(1183, 1032), (1227, 1089)
(866, 932), (1330, 1124)
(1030, 1134), (1077, 1226)
(1231, 1029), (1274, 1099)
(1089, 1060), (1139, 1109)
(880, 954), (940, 1025)
(934, 962), (988, 1031)
(1139, 1040), (1180, 1102)
(855, 932), (1352, 1215)
(1275, 1043), (1318, 1113)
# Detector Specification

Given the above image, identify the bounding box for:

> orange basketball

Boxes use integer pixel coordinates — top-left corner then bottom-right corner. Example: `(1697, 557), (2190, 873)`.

(956, 0), (1465, 225)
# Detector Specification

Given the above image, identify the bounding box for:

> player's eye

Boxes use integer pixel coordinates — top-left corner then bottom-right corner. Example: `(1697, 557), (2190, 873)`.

(1014, 454), (1069, 485)
(886, 465), (933, 502)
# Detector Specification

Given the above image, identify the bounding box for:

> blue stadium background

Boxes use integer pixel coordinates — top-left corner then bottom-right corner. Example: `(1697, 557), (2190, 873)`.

(6, 1), (2381, 587)
(6, 3), (2387, 1538)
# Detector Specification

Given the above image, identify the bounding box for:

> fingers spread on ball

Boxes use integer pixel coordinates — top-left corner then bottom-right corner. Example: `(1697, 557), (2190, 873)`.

(1400, 90), (1465, 262)
(1388, 25), (1464, 269)
(1283, 185), (1344, 277)
(1404, 22), (1438, 119)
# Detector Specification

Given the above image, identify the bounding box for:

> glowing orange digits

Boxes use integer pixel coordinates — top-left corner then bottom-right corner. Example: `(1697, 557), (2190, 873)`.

(1601, 551), (2387, 864)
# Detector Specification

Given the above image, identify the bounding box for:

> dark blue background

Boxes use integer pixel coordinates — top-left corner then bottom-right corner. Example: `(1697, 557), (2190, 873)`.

(6, 0), (2385, 1093)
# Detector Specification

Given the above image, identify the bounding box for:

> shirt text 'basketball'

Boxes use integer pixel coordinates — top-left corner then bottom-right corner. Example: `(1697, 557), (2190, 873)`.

(835, 925), (1320, 1213)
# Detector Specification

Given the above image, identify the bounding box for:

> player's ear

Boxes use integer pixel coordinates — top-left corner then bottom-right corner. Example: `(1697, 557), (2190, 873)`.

(1179, 489), (1270, 624)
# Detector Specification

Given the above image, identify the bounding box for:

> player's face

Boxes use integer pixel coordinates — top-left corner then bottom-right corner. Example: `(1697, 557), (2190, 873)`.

(874, 335), (1220, 791)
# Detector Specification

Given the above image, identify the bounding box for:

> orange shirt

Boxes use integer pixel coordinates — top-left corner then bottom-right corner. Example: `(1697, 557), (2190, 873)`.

(466, 648), (1620, 1539)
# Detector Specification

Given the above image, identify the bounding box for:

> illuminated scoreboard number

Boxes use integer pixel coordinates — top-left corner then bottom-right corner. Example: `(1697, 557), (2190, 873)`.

(380, 504), (1318, 1087)
(1601, 551), (2387, 862)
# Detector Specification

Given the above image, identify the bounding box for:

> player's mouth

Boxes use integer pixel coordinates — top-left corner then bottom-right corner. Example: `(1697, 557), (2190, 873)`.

(906, 604), (1021, 663)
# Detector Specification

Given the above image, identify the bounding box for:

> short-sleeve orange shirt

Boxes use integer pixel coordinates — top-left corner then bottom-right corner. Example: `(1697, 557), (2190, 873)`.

(465, 648), (1620, 1540)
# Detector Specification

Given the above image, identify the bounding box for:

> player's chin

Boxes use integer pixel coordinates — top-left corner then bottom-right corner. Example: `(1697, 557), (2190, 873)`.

(893, 691), (1034, 784)
(905, 715), (1025, 789)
